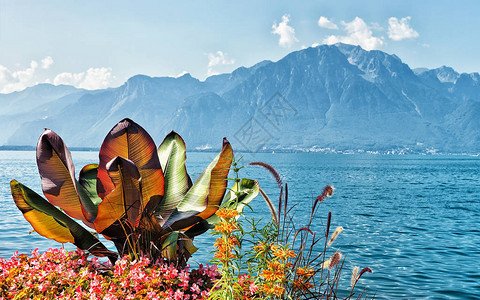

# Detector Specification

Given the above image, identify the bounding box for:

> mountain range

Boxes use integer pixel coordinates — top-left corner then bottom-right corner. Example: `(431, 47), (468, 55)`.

(1, 43), (479, 154)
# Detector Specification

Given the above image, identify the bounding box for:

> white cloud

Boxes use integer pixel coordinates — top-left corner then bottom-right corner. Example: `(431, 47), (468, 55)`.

(0, 55), (114, 93)
(41, 56), (53, 69)
(272, 14), (299, 48)
(388, 17), (419, 41)
(0, 60), (39, 93)
(322, 17), (384, 50)
(318, 16), (338, 30)
(207, 51), (235, 68)
(53, 67), (113, 90)
(207, 51), (235, 76)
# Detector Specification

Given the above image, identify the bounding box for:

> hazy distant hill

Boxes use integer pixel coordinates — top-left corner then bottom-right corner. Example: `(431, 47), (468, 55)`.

(2, 44), (480, 153)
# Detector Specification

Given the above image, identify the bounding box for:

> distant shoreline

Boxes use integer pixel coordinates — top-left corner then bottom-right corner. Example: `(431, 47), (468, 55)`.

(1, 145), (478, 156)
(0, 145), (99, 151)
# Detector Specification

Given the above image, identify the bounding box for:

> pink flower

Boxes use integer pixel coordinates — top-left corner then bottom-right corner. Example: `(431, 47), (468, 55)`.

(174, 289), (185, 300)
(190, 283), (201, 294)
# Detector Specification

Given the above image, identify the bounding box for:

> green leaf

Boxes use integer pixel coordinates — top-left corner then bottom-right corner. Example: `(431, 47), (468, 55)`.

(185, 178), (259, 238)
(156, 131), (190, 226)
(78, 164), (102, 206)
(161, 231), (198, 264)
(162, 139), (233, 232)
(225, 178), (259, 216)
(11, 179), (117, 262)
(77, 164), (102, 223)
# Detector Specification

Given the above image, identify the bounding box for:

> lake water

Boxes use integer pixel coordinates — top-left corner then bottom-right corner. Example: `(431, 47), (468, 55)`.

(1, 151), (479, 299)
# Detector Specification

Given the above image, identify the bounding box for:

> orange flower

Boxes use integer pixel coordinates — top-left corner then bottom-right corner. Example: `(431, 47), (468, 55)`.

(272, 245), (296, 261)
(213, 221), (238, 234)
(260, 283), (285, 297)
(260, 268), (285, 282)
(293, 279), (314, 290)
(267, 260), (281, 270)
(254, 242), (269, 256)
(260, 261), (286, 282)
(228, 235), (239, 247)
(214, 237), (228, 252)
(213, 249), (236, 262)
(270, 244), (280, 252)
(296, 267), (306, 276)
(296, 267), (314, 278)
(215, 208), (239, 220)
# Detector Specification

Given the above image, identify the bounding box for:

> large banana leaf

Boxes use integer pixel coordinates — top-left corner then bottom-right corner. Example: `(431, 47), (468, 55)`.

(223, 178), (259, 218)
(156, 131), (190, 226)
(161, 231), (198, 265)
(11, 180), (117, 262)
(94, 157), (143, 235)
(162, 139), (233, 232)
(195, 138), (233, 220)
(78, 164), (102, 206)
(76, 164), (103, 223)
(36, 129), (96, 228)
(97, 119), (164, 214)
(185, 178), (259, 238)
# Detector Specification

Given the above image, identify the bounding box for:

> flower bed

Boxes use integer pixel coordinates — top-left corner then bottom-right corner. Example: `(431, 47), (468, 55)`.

(0, 248), (219, 300)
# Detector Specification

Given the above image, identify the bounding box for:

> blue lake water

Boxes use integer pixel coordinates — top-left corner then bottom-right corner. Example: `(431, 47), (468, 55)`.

(1, 150), (479, 299)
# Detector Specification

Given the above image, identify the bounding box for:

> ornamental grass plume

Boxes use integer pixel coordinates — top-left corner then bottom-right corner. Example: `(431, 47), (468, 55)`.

(351, 266), (360, 287)
(248, 162), (283, 188)
(350, 267), (373, 294)
(327, 226), (344, 247)
(321, 251), (343, 270)
(312, 185), (335, 215)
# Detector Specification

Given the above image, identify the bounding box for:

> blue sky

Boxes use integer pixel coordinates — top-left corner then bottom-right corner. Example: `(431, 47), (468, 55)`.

(1, 0), (479, 93)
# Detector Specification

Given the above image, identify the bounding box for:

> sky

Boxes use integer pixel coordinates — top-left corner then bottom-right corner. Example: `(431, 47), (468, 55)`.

(1, 0), (480, 94)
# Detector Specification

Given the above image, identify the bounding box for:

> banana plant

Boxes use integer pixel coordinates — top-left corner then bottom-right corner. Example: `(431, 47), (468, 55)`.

(10, 118), (244, 265)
